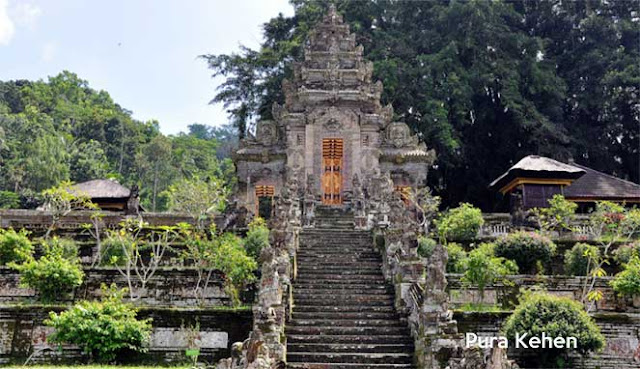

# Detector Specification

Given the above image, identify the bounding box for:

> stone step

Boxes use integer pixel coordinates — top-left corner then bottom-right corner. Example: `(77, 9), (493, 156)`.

(289, 319), (404, 327)
(287, 334), (413, 345)
(287, 352), (413, 364)
(297, 258), (378, 263)
(301, 231), (368, 237)
(295, 276), (387, 283)
(293, 287), (393, 295)
(297, 266), (382, 273)
(299, 243), (374, 248)
(298, 250), (374, 255)
(287, 363), (414, 369)
(292, 311), (401, 320)
(294, 292), (393, 301)
(294, 299), (394, 307)
(288, 343), (413, 354)
(297, 269), (384, 276)
(293, 305), (397, 314)
(285, 326), (408, 336)
(294, 284), (391, 290)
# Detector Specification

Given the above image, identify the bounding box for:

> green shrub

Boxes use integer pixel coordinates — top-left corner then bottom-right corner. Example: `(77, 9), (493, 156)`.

(0, 228), (33, 265)
(495, 231), (556, 274)
(244, 217), (269, 259)
(0, 191), (20, 209)
(613, 241), (640, 266)
(45, 284), (152, 363)
(101, 230), (136, 266)
(436, 203), (484, 241)
(417, 237), (437, 258)
(533, 194), (577, 232)
(610, 256), (640, 297)
(446, 242), (467, 273)
(502, 291), (605, 366)
(213, 233), (258, 304)
(460, 243), (518, 303)
(564, 243), (600, 276)
(14, 237), (83, 302)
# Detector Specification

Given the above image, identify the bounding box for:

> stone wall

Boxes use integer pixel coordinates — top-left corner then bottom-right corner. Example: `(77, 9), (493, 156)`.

(0, 267), (239, 307)
(0, 305), (252, 365)
(0, 209), (217, 230)
(455, 311), (640, 369)
(446, 274), (640, 313)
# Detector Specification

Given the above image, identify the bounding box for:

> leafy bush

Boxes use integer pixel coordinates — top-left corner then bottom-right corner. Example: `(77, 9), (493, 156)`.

(0, 228), (33, 265)
(14, 237), (83, 302)
(436, 203), (484, 241)
(494, 231), (556, 274)
(610, 256), (640, 297)
(180, 227), (258, 306)
(502, 291), (605, 366)
(0, 190), (20, 209)
(212, 233), (258, 305)
(564, 243), (600, 276)
(244, 217), (269, 259)
(613, 241), (640, 266)
(101, 230), (137, 266)
(417, 237), (437, 258)
(460, 243), (518, 303)
(45, 284), (152, 363)
(533, 194), (577, 232)
(446, 242), (467, 273)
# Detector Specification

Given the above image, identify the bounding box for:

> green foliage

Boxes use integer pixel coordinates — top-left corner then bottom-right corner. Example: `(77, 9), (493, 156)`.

(0, 72), (235, 211)
(446, 242), (467, 273)
(502, 291), (605, 365)
(101, 230), (137, 266)
(417, 237), (437, 258)
(533, 194), (577, 232)
(495, 231), (556, 274)
(460, 243), (518, 303)
(564, 243), (600, 276)
(209, 233), (257, 305)
(166, 176), (228, 225)
(13, 237), (83, 302)
(45, 284), (152, 363)
(436, 203), (484, 241)
(0, 190), (20, 209)
(0, 228), (33, 265)
(613, 241), (640, 266)
(179, 226), (257, 306)
(610, 256), (640, 297)
(244, 217), (270, 259)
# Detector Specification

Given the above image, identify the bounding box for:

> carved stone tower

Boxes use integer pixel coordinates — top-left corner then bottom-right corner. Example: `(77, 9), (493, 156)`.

(234, 5), (435, 215)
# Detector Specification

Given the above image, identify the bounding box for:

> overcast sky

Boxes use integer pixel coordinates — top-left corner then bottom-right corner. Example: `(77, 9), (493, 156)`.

(0, 0), (294, 134)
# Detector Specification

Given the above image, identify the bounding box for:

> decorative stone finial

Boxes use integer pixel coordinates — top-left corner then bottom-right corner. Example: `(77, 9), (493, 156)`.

(325, 4), (343, 24)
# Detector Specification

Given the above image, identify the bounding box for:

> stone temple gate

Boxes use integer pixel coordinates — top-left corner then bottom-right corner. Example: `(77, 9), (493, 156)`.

(233, 6), (435, 214)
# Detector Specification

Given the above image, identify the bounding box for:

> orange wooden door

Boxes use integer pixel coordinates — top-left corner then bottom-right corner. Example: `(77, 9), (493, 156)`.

(322, 138), (343, 205)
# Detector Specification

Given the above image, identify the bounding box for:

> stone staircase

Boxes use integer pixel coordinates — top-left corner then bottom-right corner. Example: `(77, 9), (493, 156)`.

(287, 207), (415, 368)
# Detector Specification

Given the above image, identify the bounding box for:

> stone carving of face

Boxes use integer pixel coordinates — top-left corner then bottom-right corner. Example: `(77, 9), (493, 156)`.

(256, 121), (277, 146)
(387, 122), (409, 148)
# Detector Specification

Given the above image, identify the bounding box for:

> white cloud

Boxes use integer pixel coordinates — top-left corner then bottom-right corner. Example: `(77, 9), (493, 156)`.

(0, 0), (15, 45)
(11, 2), (41, 30)
(41, 41), (56, 62)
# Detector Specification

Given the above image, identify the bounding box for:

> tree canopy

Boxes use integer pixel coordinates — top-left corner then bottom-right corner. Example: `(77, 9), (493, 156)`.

(202, 0), (639, 209)
(0, 72), (236, 211)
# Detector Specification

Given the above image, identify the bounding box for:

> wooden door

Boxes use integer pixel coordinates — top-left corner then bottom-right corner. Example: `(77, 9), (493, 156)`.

(322, 138), (343, 205)
(255, 185), (275, 219)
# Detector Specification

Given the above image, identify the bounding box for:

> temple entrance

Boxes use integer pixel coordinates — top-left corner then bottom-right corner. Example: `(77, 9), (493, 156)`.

(322, 138), (343, 205)
(255, 185), (275, 219)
